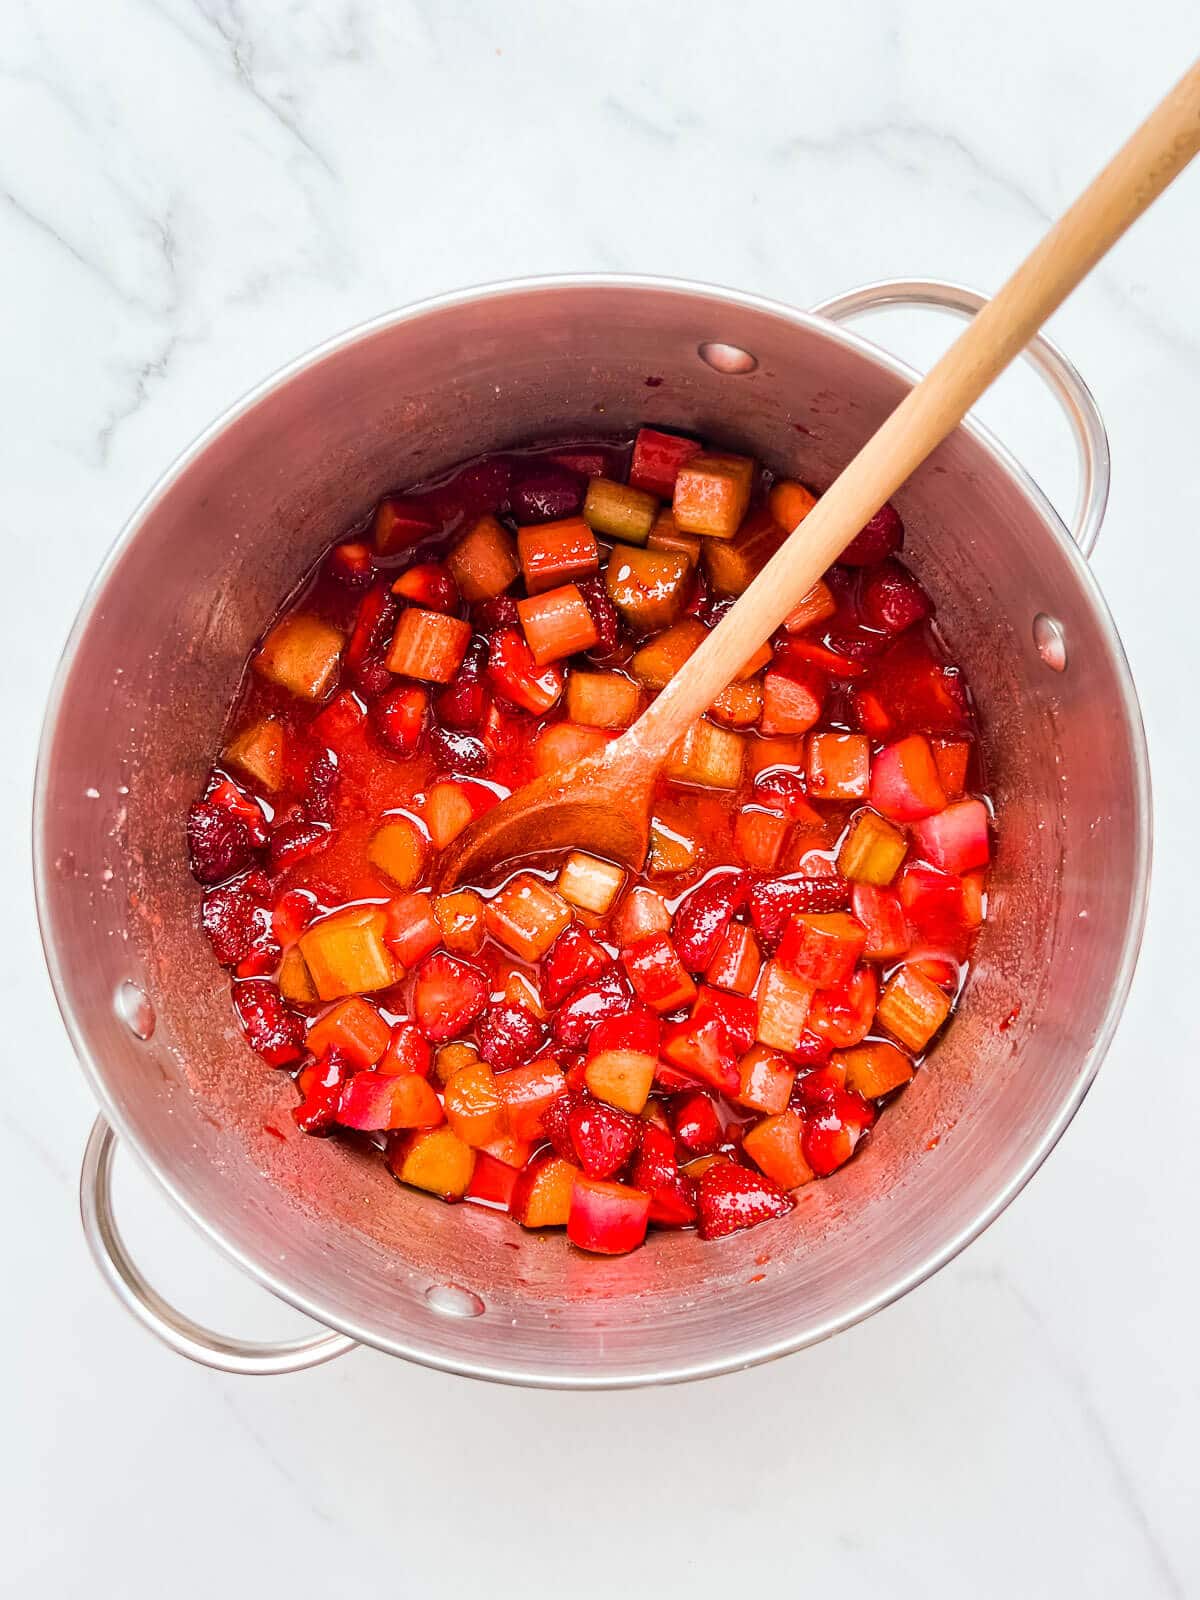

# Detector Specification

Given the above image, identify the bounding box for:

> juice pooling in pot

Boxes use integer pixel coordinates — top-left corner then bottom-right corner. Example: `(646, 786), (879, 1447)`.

(186, 428), (992, 1255)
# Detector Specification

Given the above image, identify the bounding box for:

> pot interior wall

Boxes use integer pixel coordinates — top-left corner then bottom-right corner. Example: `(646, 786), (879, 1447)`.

(38, 283), (1144, 1381)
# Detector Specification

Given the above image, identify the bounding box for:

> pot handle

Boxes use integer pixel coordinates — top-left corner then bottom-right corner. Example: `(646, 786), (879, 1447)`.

(810, 279), (1110, 558)
(80, 1116), (357, 1374)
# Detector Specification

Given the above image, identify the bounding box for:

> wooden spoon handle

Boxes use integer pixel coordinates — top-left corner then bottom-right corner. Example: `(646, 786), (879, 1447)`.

(626, 59), (1200, 759)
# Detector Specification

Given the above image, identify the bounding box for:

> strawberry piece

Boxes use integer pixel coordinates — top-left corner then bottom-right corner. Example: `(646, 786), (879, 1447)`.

(327, 541), (374, 587)
(629, 427), (703, 498)
(541, 923), (613, 1009)
(860, 630), (970, 736)
(690, 985), (758, 1055)
(802, 1088), (877, 1176)
(567, 1096), (641, 1179)
(753, 770), (823, 827)
(806, 965), (879, 1049)
(412, 952), (489, 1042)
(696, 1163), (794, 1240)
(587, 1005), (661, 1059)
(621, 933), (697, 1013)
(268, 818), (332, 873)
(378, 1020), (433, 1077)
(840, 502), (904, 566)
(792, 1063), (846, 1108)
(509, 461), (585, 523)
(206, 775), (269, 844)
(540, 1087), (579, 1161)
(435, 636), (490, 731)
(471, 595), (521, 635)
(789, 1029), (832, 1067)
(776, 912), (868, 989)
(477, 1001), (546, 1072)
(574, 575), (621, 661)
(373, 684), (429, 757)
(302, 753), (339, 824)
(383, 892), (442, 967)
(292, 1049), (350, 1135)
(466, 1150), (522, 1210)
(202, 870), (270, 966)
(748, 875), (850, 944)
(671, 870), (747, 972)
(187, 799), (256, 884)
(429, 727), (489, 775)
(486, 628), (565, 714)
(672, 1091), (723, 1155)
(660, 1011), (740, 1095)
(346, 582), (398, 687)
(567, 1176), (651, 1255)
(551, 971), (633, 1048)
(860, 558), (933, 633)
(632, 1125), (698, 1226)
(439, 456), (513, 520)
(392, 561), (460, 613)
(374, 497), (439, 554)
(897, 861), (969, 944)
(232, 979), (304, 1067)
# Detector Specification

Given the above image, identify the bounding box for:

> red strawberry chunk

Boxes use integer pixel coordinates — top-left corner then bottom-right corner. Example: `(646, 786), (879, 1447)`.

(621, 933), (697, 1013)
(567, 1096), (641, 1179)
(671, 870), (747, 971)
(435, 637), (491, 730)
(201, 870), (271, 966)
(429, 727), (489, 774)
(840, 502), (904, 566)
(540, 1087), (580, 1161)
(690, 986), (757, 1055)
(672, 1092), (723, 1155)
(268, 818), (333, 873)
(574, 575), (621, 661)
(541, 923), (613, 1009)
(374, 685), (428, 757)
(659, 1012), (740, 1096)
(748, 875), (850, 944)
(187, 799), (255, 885)
(551, 971), (633, 1049)
(412, 952), (488, 1042)
(802, 1088), (877, 1176)
(696, 1163), (794, 1240)
(232, 979), (304, 1067)
(206, 775), (269, 845)
(292, 1049), (351, 1134)
(471, 595), (521, 635)
(477, 1001), (546, 1072)
(509, 461), (585, 523)
(860, 558), (933, 634)
(587, 1005), (661, 1059)
(392, 561), (460, 614)
(632, 1125), (698, 1226)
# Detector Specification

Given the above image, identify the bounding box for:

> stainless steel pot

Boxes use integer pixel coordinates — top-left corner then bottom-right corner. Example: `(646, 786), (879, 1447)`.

(35, 276), (1150, 1386)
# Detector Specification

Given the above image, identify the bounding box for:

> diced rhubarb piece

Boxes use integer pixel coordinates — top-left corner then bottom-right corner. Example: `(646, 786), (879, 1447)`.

(486, 873), (573, 962)
(666, 718), (744, 791)
(804, 732), (868, 802)
(494, 1059), (566, 1145)
(961, 869), (986, 928)
(660, 1011), (740, 1096)
(327, 540), (373, 587)
(367, 816), (427, 889)
(466, 1149), (521, 1209)
(486, 627), (565, 713)
(734, 807), (790, 871)
(517, 583), (600, 665)
(706, 922), (762, 996)
(745, 736), (806, 778)
(516, 516), (599, 593)
(509, 461), (584, 524)
(648, 816), (699, 875)
(743, 1110), (814, 1189)
(223, 717), (285, 793)
(806, 964), (878, 1048)
(622, 932), (697, 1013)
(478, 1001), (545, 1072)
(837, 807), (908, 887)
(279, 946), (317, 1004)
(374, 496), (438, 555)
(631, 617), (707, 691)
(511, 1154), (580, 1228)
(383, 892), (441, 968)
(783, 578), (837, 635)
(584, 1011), (658, 1113)
(841, 501), (904, 566)
(748, 875), (850, 945)
(672, 1091), (723, 1155)
(776, 912), (867, 988)
(445, 514), (521, 601)
(557, 852), (625, 915)
(378, 1020), (432, 1077)
(768, 478), (819, 532)
(696, 1162), (793, 1239)
(851, 882), (910, 960)
(711, 675), (764, 734)
(391, 1126), (476, 1199)
(477, 1131), (535, 1169)
(735, 1044), (796, 1114)
(876, 964), (952, 1052)
(530, 723), (610, 775)
(629, 427), (703, 499)
(434, 1041), (478, 1085)
(605, 546), (691, 632)
(541, 923), (612, 1008)
(583, 478), (659, 545)
(897, 861), (969, 944)
(673, 452), (755, 539)
(433, 889), (485, 955)
(299, 907), (396, 1000)
(647, 510), (702, 566)
(443, 1059), (505, 1147)
(632, 1126), (698, 1226)
(801, 1086), (877, 1176)
(701, 506), (786, 596)
(911, 798), (990, 874)
(232, 979), (303, 1066)
(337, 1070), (443, 1132)
(422, 779), (489, 849)
(306, 996), (390, 1069)
(568, 1176), (650, 1254)
(756, 959), (815, 1051)
(608, 889), (668, 950)
(837, 1041), (914, 1099)
(385, 607), (472, 684)
(760, 663), (825, 737)
(567, 1097), (641, 1179)
(566, 669), (640, 729)
(870, 734), (947, 822)
(860, 557), (933, 633)
(931, 737), (970, 801)
(859, 630), (970, 736)
(254, 615), (344, 702)
(411, 951), (488, 1041)
(550, 971), (633, 1049)
(373, 684), (428, 757)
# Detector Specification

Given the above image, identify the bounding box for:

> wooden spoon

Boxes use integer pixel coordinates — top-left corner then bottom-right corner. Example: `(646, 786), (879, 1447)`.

(437, 61), (1200, 890)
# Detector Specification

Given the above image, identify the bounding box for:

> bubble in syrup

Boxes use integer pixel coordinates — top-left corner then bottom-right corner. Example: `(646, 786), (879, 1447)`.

(115, 981), (156, 1040)
(424, 1283), (485, 1319)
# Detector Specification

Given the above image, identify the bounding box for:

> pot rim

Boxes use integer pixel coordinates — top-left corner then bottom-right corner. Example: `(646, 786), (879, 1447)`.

(33, 272), (1153, 1387)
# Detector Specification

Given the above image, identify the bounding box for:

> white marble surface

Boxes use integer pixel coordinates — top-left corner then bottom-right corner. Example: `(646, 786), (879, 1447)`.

(6, 3), (1200, 1594)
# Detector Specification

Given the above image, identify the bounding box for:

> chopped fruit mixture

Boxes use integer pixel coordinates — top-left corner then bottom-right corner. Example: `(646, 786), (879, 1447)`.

(188, 428), (993, 1256)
